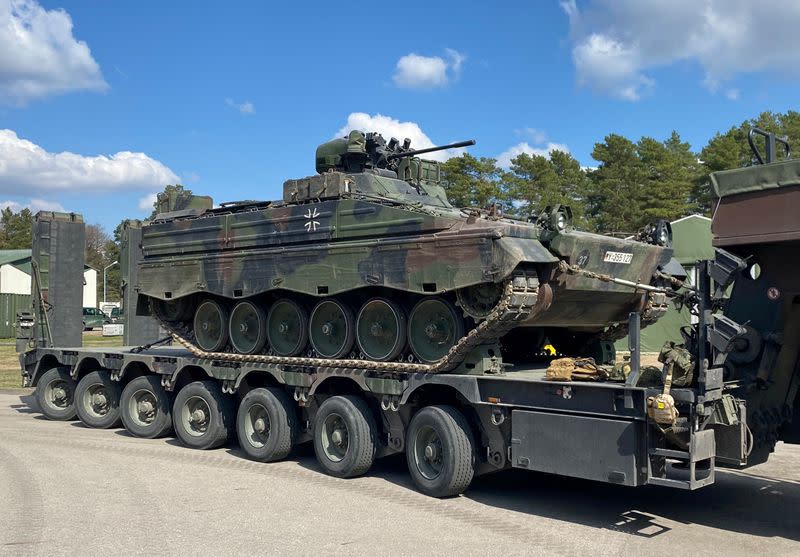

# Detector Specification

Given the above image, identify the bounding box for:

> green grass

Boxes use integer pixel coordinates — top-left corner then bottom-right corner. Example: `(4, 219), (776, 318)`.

(0, 332), (123, 389)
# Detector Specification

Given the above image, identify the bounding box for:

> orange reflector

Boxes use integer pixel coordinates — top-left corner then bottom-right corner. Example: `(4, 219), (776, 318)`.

(487, 396), (501, 404)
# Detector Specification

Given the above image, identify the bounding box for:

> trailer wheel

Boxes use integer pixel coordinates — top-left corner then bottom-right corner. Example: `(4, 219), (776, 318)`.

(75, 371), (122, 429)
(313, 395), (377, 478)
(406, 405), (475, 497)
(120, 375), (173, 438)
(236, 387), (297, 462)
(35, 367), (77, 421)
(173, 380), (234, 450)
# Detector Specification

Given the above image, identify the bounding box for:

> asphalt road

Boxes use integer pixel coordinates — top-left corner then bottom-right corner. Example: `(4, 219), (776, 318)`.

(1, 391), (799, 557)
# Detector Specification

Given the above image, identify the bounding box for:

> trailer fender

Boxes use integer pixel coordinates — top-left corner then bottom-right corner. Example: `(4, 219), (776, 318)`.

(29, 354), (61, 387)
(233, 366), (285, 393)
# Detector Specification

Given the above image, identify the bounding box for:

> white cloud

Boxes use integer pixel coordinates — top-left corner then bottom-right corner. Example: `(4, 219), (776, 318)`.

(0, 198), (65, 213)
(336, 112), (468, 161)
(514, 128), (549, 144)
(226, 98), (255, 114)
(496, 142), (570, 168)
(572, 33), (654, 101)
(725, 88), (740, 101)
(138, 193), (157, 212)
(561, 0), (800, 100)
(0, 0), (107, 104)
(0, 129), (179, 194)
(392, 49), (466, 89)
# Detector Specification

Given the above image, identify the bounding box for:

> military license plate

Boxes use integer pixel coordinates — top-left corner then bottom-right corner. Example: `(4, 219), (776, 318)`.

(603, 251), (633, 264)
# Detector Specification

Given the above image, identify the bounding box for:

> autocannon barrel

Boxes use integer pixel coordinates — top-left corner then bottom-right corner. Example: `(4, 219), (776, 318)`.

(386, 139), (476, 161)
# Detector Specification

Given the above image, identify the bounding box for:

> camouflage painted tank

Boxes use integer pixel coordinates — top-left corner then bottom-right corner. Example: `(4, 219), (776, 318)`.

(135, 130), (682, 370)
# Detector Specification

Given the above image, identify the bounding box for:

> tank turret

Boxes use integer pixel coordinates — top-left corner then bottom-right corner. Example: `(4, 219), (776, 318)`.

(316, 130), (474, 176)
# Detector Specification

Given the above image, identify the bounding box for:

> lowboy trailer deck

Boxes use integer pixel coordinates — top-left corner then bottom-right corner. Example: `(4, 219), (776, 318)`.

(20, 312), (731, 498)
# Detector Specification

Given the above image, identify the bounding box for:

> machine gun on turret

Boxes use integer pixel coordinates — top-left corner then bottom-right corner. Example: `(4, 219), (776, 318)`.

(385, 139), (475, 161)
(315, 130), (474, 175)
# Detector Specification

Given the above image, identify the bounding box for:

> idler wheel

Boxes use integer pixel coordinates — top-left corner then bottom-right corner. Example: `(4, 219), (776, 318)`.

(266, 299), (308, 356)
(408, 297), (464, 363)
(456, 283), (503, 320)
(229, 300), (268, 354)
(356, 298), (407, 361)
(152, 297), (193, 323)
(309, 299), (355, 359)
(193, 299), (230, 352)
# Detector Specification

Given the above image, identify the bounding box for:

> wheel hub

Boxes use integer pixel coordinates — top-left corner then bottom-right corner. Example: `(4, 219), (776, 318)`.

(321, 322), (333, 336)
(137, 400), (154, 415)
(424, 323), (444, 341)
(424, 443), (439, 461)
(190, 408), (207, 424)
(331, 427), (346, 446)
(278, 322), (288, 334)
(52, 387), (67, 402)
(369, 323), (383, 336)
(253, 417), (267, 434)
(92, 391), (107, 408)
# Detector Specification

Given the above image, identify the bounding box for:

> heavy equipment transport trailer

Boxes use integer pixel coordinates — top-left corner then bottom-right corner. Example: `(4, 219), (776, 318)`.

(20, 343), (718, 497)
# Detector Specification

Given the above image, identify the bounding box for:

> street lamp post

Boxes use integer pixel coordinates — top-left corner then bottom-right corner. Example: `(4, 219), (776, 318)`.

(103, 261), (119, 306)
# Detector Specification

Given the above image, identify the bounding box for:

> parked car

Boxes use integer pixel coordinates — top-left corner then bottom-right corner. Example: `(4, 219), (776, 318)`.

(82, 307), (110, 331)
(109, 307), (125, 325)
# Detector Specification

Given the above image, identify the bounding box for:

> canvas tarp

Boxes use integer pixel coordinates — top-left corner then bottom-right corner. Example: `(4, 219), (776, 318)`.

(711, 158), (800, 198)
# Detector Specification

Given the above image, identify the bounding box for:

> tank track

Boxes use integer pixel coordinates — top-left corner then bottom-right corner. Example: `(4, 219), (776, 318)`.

(157, 272), (540, 374)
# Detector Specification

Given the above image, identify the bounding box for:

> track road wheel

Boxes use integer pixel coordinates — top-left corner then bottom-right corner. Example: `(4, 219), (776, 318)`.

(266, 299), (308, 356)
(408, 297), (464, 363)
(194, 299), (230, 352)
(35, 367), (77, 421)
(120, 375), (173, 438)
(236, 387), (297, 462)
(173, 380), (234, 450)
(313, 395), (377, 478)
(406, 405), (475, 497)
(75, 371), (122, 429)
(229, 301), (268, 355)
(356, 298), (407, 361)
(309, 299), (355, 358)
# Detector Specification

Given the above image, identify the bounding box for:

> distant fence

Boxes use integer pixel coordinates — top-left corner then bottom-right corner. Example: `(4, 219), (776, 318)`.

(0, 293), (31, 338)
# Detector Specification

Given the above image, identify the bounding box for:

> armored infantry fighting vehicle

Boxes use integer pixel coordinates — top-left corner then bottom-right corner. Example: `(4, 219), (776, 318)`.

(135, 130), (683, 370)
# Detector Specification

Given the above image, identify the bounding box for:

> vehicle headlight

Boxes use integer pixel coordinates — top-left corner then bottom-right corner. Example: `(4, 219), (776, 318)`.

(654, 220), (672, 247)
(546, 205), (572, 232)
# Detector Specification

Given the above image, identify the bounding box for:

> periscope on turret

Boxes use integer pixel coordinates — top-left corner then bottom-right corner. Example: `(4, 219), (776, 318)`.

(136, 130), (685, 367)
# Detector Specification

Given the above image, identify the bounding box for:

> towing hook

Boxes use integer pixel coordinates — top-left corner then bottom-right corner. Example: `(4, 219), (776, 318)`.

(491, 407), (506, 426)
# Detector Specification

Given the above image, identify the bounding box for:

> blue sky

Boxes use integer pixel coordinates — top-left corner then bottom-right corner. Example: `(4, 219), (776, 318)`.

(1, 0), (799, 232)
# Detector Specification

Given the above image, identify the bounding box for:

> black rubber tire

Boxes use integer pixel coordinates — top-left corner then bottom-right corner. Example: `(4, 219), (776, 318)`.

(313, 395), (377, 478)
(120, 375), (173, 438)
(75, 371), (123, 429)
(35, 367), (77, 421)
(406, 405), (475, 497)
(236, 387), (297, 462)
(172, 380), (235, 450)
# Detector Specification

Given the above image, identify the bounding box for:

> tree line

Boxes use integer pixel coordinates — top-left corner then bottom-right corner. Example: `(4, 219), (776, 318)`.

(0, 110), (795, 303)
(441, 110), (800, 234)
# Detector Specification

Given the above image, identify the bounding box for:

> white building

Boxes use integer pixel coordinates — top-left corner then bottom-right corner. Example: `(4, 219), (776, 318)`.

(0, 249), (97, 307)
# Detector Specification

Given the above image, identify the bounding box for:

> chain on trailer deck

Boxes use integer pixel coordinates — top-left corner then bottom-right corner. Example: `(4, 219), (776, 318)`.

(157, 271), (540, 374)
